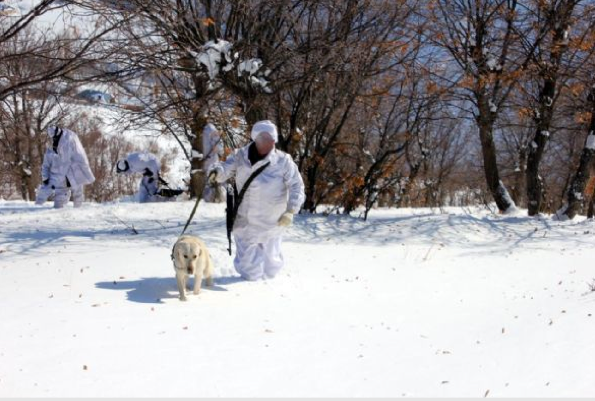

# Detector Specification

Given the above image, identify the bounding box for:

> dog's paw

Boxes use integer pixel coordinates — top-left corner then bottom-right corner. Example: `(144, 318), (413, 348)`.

(179, 296), (188, 302)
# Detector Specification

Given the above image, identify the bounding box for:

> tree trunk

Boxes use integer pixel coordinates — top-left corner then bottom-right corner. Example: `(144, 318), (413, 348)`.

(560, 144), (595, 219)
(303, 164), (318, 213)
(12, 130), (27, 200)
(526, 91), (555, 216)
(21, 171), (34, 201)
(511, 147), (526, 206)
(25, 124), (36, 200)
(477, 116), (515, 212)
(559, 92), (595, 219)
(525, 4), (573, 215)
(189, 115), (208, 200)
(586, 177), (595, 219)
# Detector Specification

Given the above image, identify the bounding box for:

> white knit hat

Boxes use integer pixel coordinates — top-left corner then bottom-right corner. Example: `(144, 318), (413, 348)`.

(250, 120), (278, 143)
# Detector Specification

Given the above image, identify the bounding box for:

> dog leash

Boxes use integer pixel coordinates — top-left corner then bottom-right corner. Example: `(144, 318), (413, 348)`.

(171, 139), (226, 241)
(170, 188), (202, 260)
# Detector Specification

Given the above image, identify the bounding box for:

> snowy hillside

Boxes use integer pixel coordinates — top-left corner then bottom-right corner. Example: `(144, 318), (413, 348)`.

(0, 200), (594, 397)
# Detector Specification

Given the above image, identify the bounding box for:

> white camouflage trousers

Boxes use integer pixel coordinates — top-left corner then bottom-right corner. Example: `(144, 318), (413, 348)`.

(35, 177), (84, 208)
(233, 235), (284, 281)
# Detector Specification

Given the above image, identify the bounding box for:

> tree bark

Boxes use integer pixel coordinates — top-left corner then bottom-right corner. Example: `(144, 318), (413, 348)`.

(511, 147), (526, 206)
(586, 177), (595, 219)
(477, 112), (514, 212)
(303, 164), (319, 213)
(189, 115), (208, 200)
(526, 81), (556, 216)
(560, 89), (595, 219)
(526, 2), (575, 216)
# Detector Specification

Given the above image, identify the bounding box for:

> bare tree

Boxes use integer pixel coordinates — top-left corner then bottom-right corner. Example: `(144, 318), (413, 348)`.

(558, 83), (595, 219)
(82, 0), (311, 198)
(264, 1), (421, 212)
(524, 1), (583, 216)
(428, 0), (555, 212)
(332, 55), (454, 219)
(83, 0), (420, 203)
(1, 1), (132, 101)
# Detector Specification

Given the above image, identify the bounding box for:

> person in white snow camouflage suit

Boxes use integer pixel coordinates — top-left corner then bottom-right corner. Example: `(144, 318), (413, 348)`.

(116, 152), (184, 202)
(202, 123), (225, 203)
(208, 120), (305, 281)
(116, 152), (165, 203)
(35, 126), (95, 208)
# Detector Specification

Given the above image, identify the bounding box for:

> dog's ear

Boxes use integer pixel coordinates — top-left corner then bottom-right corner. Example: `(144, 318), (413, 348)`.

(174, 243), (185, 267)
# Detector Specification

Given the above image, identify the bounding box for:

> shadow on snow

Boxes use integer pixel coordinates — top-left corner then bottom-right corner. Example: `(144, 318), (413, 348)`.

(95, 275), (245, 303)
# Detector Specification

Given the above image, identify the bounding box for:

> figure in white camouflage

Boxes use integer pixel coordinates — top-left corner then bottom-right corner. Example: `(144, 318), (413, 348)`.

(35, 126), (95, 208)
(116, 152), (183, 202)
(208, 120), (305, 281)
(202, 123), (225, 203)
(116, 152), (162, 203)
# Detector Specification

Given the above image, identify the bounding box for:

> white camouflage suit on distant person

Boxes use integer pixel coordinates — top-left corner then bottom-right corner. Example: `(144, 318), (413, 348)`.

(201, 123), (225, 202)
(208, 120), (305, 281)
(116, 152), (162, 203)
(35, 126), (95, 208)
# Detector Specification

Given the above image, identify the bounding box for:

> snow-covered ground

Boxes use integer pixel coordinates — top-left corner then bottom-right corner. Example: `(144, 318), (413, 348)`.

(0, 200), (594, 397)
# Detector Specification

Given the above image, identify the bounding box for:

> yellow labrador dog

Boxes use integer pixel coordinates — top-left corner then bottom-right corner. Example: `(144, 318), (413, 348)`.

(172, 235), (214, 301)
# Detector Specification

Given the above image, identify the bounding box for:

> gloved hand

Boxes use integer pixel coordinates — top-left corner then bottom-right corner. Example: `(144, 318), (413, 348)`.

(42, 178), (49, 186)
(208, 170), (219, 185)
(278, 211), (294, 227)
